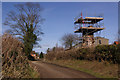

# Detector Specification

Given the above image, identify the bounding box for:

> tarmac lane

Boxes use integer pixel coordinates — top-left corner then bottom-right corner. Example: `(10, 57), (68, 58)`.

(31, 61), (98, 80)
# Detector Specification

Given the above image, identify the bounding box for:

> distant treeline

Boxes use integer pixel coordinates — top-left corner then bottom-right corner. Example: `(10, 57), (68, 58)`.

(45, 44), (120, 64)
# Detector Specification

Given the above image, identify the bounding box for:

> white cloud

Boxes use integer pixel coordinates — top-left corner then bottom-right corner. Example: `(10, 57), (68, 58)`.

(42, 44), (50, 47)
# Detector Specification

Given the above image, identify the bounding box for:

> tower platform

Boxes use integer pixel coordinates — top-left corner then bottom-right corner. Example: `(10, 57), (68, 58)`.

(74, 27), (104, 35)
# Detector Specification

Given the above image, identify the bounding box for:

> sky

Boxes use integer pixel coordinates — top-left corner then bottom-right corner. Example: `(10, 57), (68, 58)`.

(119, 2), (120, 41)
(2, 2), (118, 53)
(1, 0), (120, 2)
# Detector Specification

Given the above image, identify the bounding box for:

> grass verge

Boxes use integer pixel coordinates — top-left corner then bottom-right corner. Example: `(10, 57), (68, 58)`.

(27, 65), (40, 78)
(44, 59), (118, 78)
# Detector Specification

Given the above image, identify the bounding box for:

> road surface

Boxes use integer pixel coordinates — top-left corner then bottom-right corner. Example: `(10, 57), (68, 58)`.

(31, 61), (97, 79)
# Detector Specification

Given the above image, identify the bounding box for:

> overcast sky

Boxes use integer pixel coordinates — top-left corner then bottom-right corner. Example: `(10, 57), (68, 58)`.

(2, 2), (118, 53)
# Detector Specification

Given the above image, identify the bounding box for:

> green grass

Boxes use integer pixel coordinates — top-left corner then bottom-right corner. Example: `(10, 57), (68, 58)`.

(27, 66), (40, 78)
(45, 59), (118, 78)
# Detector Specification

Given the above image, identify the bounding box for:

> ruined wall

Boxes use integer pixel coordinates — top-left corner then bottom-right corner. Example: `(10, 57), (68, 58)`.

(94, 37), (109, 46)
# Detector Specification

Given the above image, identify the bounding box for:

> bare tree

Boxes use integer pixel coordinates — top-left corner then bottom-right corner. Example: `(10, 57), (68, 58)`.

(61, 33), (79, 49)
(4, 3), (45, 57)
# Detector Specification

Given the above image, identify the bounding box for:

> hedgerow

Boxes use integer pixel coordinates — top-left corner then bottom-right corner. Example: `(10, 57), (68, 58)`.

(45, 44), (120, 64)
(2, 33), (30, 78)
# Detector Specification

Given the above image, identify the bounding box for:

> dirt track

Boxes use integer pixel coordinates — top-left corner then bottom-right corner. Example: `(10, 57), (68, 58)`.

(31, 61), (96, 78)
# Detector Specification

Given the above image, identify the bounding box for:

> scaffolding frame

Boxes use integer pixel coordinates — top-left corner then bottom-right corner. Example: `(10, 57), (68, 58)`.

(74, 15), (104, 48)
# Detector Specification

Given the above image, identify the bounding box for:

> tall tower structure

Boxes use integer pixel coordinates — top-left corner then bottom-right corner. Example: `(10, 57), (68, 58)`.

(74, 14), (104, 47)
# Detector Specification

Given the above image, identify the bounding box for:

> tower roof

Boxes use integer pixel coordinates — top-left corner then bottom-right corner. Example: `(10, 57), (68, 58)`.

(74, 17), (104, 24)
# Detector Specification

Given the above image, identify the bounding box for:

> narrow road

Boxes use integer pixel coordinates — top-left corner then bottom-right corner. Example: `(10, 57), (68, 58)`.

(31, 61), (96, 79)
